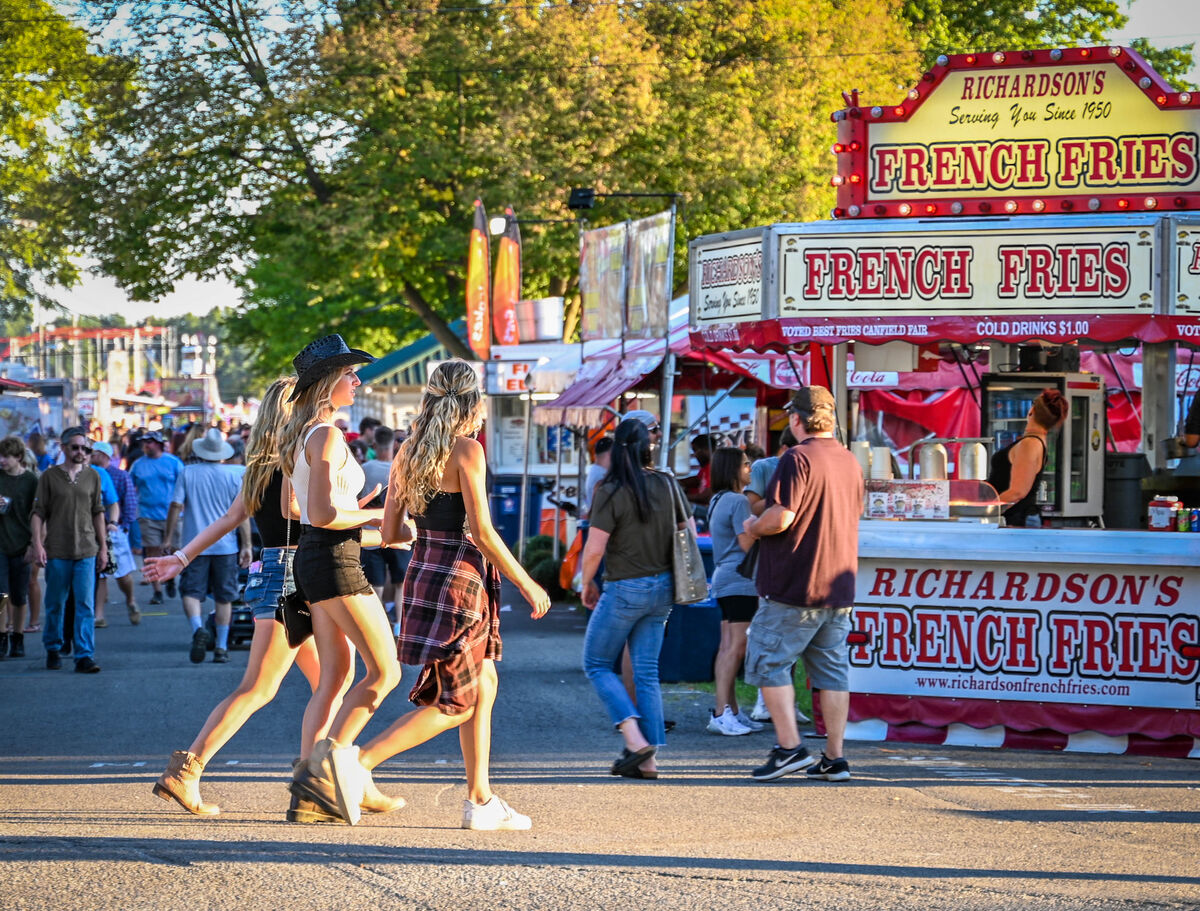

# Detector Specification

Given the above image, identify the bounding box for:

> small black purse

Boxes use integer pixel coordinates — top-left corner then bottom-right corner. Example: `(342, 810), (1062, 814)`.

(276, 589), (312, 648)
(273, 492), (311, 648)
(735, 539), (760, 580)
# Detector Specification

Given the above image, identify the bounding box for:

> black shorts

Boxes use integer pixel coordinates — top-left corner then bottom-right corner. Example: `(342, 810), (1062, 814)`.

(361, 546), (411, 587)
(293, 526), (374, 604)
(717, 595), (759, 624)
(0, 553), (30, 607)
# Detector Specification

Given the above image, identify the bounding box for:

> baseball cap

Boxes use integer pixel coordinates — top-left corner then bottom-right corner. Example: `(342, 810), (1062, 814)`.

(142, 430), (166, 444)
(92, 441), (114, 457)
(623, 410), (660, 432)
(785, 386), (836, 415)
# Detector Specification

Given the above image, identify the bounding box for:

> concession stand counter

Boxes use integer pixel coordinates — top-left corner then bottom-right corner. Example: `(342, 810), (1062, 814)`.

(688, 46), (1200, 757)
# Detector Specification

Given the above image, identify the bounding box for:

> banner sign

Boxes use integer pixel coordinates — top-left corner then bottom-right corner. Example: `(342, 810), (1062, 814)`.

(1175, 224), (1200, 315)
(833, 46), (1200, 219)
(466, 200), (491, 359)
(626, 211), (673, 338)
(852, 558), (1200, 710)
(487, 360), (533, 395)
(778, 223), (1155, 317)
(691, 312), (1200, 350)
(492, 207), (521, 346)
(579, 223), (627, 340)
(690, 233), (765, 325)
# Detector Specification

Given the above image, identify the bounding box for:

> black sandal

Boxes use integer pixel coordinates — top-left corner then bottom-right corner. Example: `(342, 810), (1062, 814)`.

(610, 745), (656, 778)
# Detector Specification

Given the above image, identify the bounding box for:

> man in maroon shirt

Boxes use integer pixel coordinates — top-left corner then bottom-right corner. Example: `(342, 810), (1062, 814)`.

(742, 386), (863, 782)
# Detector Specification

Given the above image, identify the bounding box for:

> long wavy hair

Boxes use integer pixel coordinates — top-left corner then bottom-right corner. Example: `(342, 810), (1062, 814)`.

(392, 360), (482, 516)
(602, 418), (654, 522)
(242, 376), (296, 515)
(175, 422), (205, 462)
(279, 368), (345, 477)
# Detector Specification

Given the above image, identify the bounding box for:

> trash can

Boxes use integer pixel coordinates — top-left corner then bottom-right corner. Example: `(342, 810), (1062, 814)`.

(1103, 453), (1149, 529)
(489, 475), (546, 548)
(659, 536), (721, 683)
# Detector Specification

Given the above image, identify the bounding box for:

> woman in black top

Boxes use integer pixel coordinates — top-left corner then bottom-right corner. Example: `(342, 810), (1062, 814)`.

(144, 376), (369, 821)
(988, 388), (1070, 527)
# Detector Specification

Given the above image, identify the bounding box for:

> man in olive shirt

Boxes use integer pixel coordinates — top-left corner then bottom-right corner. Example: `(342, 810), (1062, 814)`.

(31, 428), (109, 673)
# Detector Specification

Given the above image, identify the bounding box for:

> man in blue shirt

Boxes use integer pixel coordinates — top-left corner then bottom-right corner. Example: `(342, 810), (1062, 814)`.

(129, 431), (184, 605)
(165, 428), (249, 664)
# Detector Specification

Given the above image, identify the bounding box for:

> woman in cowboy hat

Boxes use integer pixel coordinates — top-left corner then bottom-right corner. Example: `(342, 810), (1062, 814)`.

(279, 334), (406, 825)
(145, 378), (352, 818)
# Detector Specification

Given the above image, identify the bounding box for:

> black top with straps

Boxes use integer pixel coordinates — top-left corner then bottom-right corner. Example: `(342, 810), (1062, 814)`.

(987, 434), (1047, 528)
(416, 490), (468, 532)
(255, 469), (304, 548)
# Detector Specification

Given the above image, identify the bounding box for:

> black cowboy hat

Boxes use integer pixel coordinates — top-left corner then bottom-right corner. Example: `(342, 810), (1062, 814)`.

(289, 334), (376, 401)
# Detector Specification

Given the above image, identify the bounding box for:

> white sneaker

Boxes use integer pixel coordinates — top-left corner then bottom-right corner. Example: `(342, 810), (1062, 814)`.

(328, 744), (365, 826)
(749, 692), (772, 722)
(734, 709), (765, 732)
(462, 795), (532, 831)
(795, 706), (811, 724)
(707, 706), (752, 736)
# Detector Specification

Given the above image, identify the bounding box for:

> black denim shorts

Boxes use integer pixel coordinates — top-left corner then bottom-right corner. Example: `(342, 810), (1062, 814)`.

(293, 526), (374, 604)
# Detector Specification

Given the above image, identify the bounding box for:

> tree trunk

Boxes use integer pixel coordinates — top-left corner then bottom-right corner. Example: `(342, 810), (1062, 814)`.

(401, 282), (473, 360)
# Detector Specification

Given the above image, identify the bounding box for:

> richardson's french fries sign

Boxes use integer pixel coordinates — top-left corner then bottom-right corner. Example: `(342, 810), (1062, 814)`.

(833, 46), (1200, 218)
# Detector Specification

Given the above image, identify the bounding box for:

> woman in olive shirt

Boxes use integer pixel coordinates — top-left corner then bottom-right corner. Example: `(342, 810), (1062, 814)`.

(580, 418), (689, 779)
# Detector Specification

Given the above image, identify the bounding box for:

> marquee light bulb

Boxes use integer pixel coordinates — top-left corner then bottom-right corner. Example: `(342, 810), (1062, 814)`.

(898, 203), (912, 216)
(992, 52), (1006, 64)
(1004, 200), (1018, 213)
(1138, 76), (1152, 89)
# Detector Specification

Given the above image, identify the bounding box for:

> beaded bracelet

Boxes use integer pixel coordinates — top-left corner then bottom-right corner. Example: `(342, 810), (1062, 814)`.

(173, 549), (191, 568)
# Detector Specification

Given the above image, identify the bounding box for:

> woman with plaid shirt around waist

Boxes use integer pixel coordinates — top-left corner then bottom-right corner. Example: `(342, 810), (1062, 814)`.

(357, 359), (552, 831)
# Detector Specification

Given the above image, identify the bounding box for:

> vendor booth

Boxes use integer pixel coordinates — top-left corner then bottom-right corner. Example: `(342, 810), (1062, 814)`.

(689, 46), (1200, 758)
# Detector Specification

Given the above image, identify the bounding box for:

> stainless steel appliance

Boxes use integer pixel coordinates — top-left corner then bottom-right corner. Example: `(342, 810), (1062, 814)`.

(981, 372), (1106, 520)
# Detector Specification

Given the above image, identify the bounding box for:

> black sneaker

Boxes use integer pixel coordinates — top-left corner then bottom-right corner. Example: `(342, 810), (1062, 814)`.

(190, 628), (212, 664)
(149, 592), (164, 606)
(751, 744), (816, 781)
(75, 657), (102, 674)
(46, 650), (62, 670)
(165, 579), (177, 598)
(806, 753), (851, 781)
(212, 648), (229, 664)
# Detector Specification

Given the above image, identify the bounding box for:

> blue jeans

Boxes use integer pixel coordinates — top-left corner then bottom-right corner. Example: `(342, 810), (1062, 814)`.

(43, 557), (97, 659)
(582, 571), (673, 746)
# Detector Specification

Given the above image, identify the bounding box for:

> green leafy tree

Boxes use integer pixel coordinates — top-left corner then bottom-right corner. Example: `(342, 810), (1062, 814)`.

(902, 0), (1194, 87)
(0, 0), (113, 320)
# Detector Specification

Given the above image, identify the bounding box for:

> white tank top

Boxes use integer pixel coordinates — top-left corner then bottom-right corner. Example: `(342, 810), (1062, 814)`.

(291, 423), (365, 525)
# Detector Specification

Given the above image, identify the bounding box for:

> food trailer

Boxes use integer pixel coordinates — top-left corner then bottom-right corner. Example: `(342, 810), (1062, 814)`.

(689, 46), (1200, 757)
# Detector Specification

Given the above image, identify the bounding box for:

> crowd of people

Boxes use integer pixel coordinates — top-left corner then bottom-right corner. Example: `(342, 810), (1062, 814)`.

(1, 332), (865, 828)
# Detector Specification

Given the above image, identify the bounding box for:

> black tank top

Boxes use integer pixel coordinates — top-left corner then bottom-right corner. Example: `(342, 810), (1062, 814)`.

(987, 435), (1047, 528)
(415, 491), (468, 532)
(255, 469), (304, 548)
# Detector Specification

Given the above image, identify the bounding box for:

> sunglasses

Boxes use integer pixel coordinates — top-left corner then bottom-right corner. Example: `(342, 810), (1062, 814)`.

(68, 444), (93, 453)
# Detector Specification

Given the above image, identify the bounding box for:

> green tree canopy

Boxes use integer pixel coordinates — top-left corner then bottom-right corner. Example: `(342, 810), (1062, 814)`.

(904, 0), (1194, 86)
(0, 0), (114, 320)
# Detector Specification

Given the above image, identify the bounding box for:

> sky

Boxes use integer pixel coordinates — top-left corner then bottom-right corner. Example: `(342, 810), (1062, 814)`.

(51, 0), (1200, 325)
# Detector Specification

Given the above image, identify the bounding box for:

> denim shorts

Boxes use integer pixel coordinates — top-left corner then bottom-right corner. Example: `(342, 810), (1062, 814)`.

(745, 599), (852, 691)
(242, 547), (296, 620)
(293, 526), (373, 604)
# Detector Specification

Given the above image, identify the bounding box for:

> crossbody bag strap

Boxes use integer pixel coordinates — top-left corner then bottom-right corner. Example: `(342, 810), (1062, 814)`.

(284, 475), (292, 549)
(659, 470), (686, 526)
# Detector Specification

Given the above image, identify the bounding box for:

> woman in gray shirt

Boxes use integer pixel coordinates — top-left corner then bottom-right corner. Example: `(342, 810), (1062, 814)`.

(705, 448), (762, 736)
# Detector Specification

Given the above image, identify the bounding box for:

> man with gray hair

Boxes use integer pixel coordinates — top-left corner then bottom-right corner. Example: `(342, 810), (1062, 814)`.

(741, 386), (863, 783)
(30, 427), (108, 673)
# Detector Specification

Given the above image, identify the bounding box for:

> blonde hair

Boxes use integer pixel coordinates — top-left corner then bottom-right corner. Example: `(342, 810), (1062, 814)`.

(279, 368), (345, 477)
(242, 376), (296, 515)
(392, 360), (482, 516)
(176, 422), (205, 461)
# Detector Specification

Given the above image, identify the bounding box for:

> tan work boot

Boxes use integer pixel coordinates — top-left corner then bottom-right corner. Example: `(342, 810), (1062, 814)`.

(127, 602), (141, 626)
(361, 767), (406, 815)
(153, 750), (220, 816)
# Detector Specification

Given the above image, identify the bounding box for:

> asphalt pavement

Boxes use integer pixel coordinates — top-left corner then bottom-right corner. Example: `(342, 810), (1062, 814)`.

(1, 579), (1198, 911)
